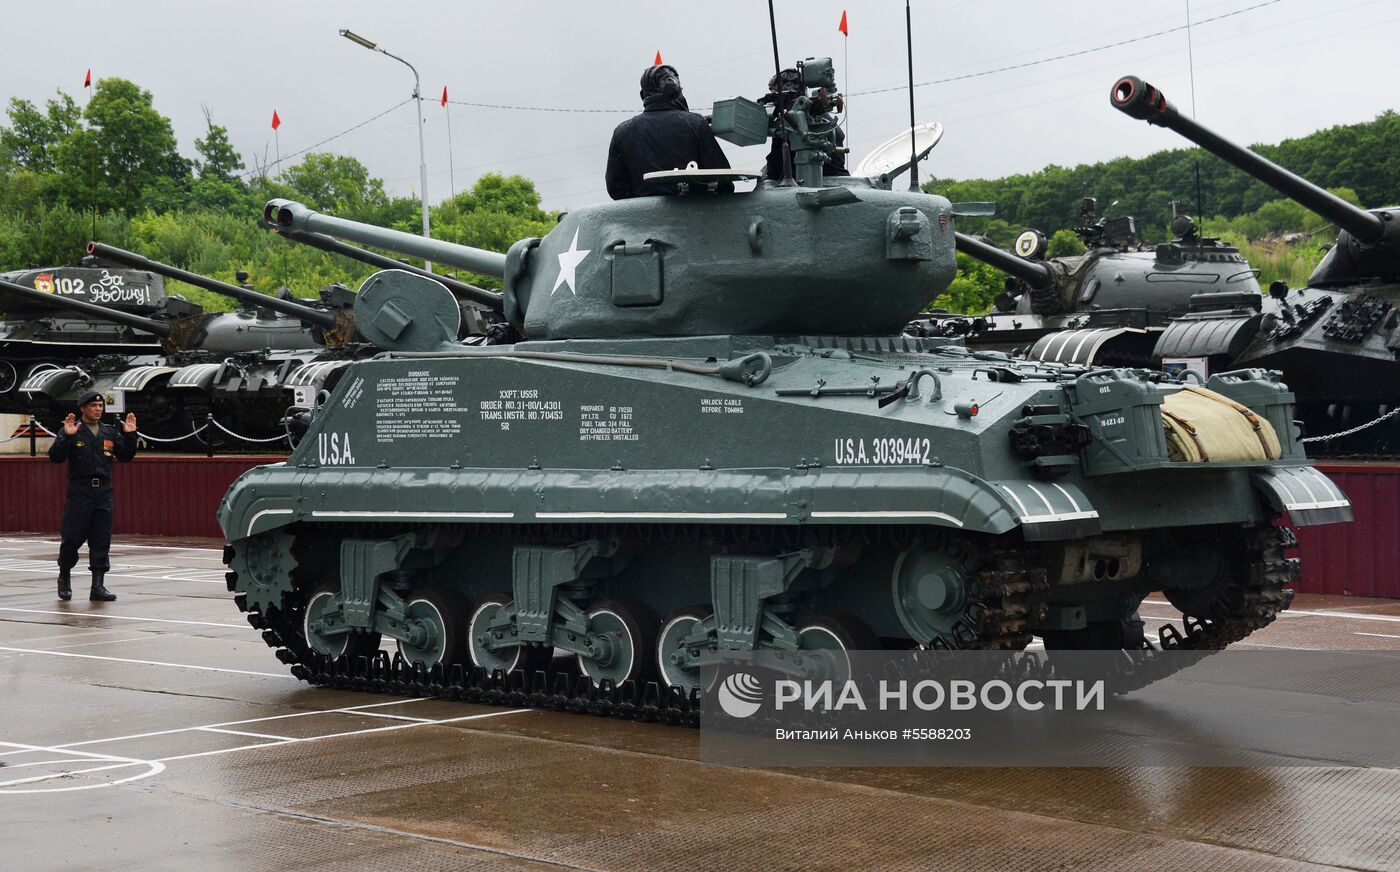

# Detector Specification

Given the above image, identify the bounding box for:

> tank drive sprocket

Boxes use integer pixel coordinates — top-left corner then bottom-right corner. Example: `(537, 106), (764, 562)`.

(226, 531), (298, 615)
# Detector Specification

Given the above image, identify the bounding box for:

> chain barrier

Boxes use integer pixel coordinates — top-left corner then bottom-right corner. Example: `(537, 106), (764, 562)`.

(31, 419), (58, 438)
(1300, 405), (1400, 444)
(209, 417), (291, 445)
(135, 424), (209, 444)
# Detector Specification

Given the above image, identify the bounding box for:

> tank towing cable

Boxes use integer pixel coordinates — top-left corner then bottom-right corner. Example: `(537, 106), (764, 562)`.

(378, 348), (773, 386)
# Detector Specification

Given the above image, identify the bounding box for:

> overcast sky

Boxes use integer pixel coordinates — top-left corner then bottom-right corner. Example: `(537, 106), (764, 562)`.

(5, 0), (1399, 213)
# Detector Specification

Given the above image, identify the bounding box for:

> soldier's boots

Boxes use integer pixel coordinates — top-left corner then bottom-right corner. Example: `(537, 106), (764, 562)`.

(89, 572), (116, 602)
(57, 570), (72, 601)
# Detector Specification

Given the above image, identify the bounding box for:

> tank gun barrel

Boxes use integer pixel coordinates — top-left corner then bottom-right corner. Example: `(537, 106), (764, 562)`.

(954, 232), (1055, 290)
(263, 222), (504, 312)
(87, 242), (339, 331)
(1111, 75), (1387, 246)
(0, 276), (172, 338)
(265, 199), (508, 280)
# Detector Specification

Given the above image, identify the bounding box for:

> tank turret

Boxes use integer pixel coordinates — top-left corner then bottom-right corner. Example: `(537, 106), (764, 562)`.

(0, 276), (184, 344)
(910, 212), (1262, 368)
(1112, 75), (1400, 287)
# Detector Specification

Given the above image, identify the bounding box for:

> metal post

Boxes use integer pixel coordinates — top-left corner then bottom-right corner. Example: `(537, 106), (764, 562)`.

(28, 414), (36, 457)
(339, 29), (432, 273)
(205, 413), (215, 458)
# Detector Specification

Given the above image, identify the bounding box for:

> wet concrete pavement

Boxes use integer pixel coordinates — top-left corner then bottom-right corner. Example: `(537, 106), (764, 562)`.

(1, 534), (1398, 871)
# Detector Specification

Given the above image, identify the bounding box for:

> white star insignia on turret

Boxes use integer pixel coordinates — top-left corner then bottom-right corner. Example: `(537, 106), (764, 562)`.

(552, 228), (591, 296)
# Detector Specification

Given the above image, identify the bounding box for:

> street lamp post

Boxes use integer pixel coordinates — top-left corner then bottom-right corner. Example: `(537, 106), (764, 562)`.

(339, 28), (432, 273)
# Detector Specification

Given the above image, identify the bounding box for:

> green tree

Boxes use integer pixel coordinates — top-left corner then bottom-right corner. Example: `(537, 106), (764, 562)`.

(189, 109), (250, 212)
(49, 78), (191, 214)
(0, 92), (80, 174)
(430, 173), (555, 287)
(1046, 228), (1086, 259)
(283, 152), (394, 223)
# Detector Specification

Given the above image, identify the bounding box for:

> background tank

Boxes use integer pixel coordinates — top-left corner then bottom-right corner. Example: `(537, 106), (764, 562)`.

(908, 201), (1262, 368)
(0, 261), (166, 409)
(1113, 74), (1400, 453)
(5, 247), (342, 448)
(217, 57), (1347, 724)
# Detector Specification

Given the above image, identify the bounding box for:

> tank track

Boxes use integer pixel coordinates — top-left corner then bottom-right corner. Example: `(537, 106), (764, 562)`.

(1097, 524), (1299, 695)
(224, 527), (1292, 727)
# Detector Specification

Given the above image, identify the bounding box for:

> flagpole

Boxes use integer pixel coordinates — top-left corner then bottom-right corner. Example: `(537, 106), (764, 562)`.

(444, 87), (456, 199)
(837, 11), (849, 162)
(86, 69), (95, 239)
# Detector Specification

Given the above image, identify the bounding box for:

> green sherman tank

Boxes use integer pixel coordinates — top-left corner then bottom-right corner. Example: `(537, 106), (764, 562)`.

(219, 59), (1350, 723)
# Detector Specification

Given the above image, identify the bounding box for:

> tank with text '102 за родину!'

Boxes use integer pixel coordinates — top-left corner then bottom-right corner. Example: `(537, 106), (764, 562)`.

(217, 55), (1351, 725)
(0, 247), (340, 446)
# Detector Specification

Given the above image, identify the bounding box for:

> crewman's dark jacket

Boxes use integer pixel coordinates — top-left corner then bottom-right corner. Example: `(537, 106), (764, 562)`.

(606, 102), (733, 199)
(48, 423), (137, 483)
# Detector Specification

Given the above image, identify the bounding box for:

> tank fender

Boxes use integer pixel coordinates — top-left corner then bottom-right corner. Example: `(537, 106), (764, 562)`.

(985, 479), (1102, 541)
(216, 467), (1103, 542)
(1251, 466), (1352, 526)
(217, 466), (294, 541)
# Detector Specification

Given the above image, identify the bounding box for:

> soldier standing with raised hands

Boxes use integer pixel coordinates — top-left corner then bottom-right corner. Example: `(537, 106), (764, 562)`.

(48, 391), (138, 601)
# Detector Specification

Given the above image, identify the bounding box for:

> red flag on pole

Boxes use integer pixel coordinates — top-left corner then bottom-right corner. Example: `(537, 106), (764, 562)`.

(83, 68), (91, 88)
(838, 10), (848, 35)
(441, 86), (448, 107)
(271, 110), (281, 130)
(654, 51), (663, 65)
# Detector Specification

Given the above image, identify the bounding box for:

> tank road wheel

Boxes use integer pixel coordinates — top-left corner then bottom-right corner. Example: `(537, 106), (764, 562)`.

(656, 605), (714, 693)
(577, 598), (659, 688)
(468, 593), (551, 676)
(796, 613), (879, 683)
(303, 584), (382, 660)
(397, 588), (470, 669)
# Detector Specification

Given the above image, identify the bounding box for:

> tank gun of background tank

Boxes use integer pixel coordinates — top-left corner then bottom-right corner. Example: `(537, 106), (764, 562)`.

(258, 218), (502, 309)
(1112, 75), (1400, 286)
(87, 243), (357, 347)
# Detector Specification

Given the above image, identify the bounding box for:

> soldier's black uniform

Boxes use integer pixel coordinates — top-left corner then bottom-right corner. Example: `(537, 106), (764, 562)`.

(48, 393), (137, 600)
(606, 65), (733, 200)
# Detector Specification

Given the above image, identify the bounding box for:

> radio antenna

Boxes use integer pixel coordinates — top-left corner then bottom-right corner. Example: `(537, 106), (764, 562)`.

(905, 0), (919, 192)
(767, 0), (795, 185)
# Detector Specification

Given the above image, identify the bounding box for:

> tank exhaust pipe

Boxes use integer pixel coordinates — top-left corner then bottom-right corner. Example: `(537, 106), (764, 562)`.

(1111, 75), (1388, 247)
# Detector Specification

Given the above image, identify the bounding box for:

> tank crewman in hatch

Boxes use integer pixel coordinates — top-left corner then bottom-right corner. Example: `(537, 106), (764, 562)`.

(605, 64), (733, 199)
(48, 391), (137, 601)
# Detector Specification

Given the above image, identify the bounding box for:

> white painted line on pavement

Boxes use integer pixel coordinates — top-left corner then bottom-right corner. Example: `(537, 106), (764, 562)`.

(355, 711), (436, 723)
(0, 646), (293, 678)
(0, 606), (244, 629)
(17, 698), (435, 754)
(153, 708), (533, 763)
(1141, 598), (1400, 624)
(1354, 632), (1400, 640)
(0, 562), (225, 585)
(198, 727), (295, 742)
(0, 538), (222, 555)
